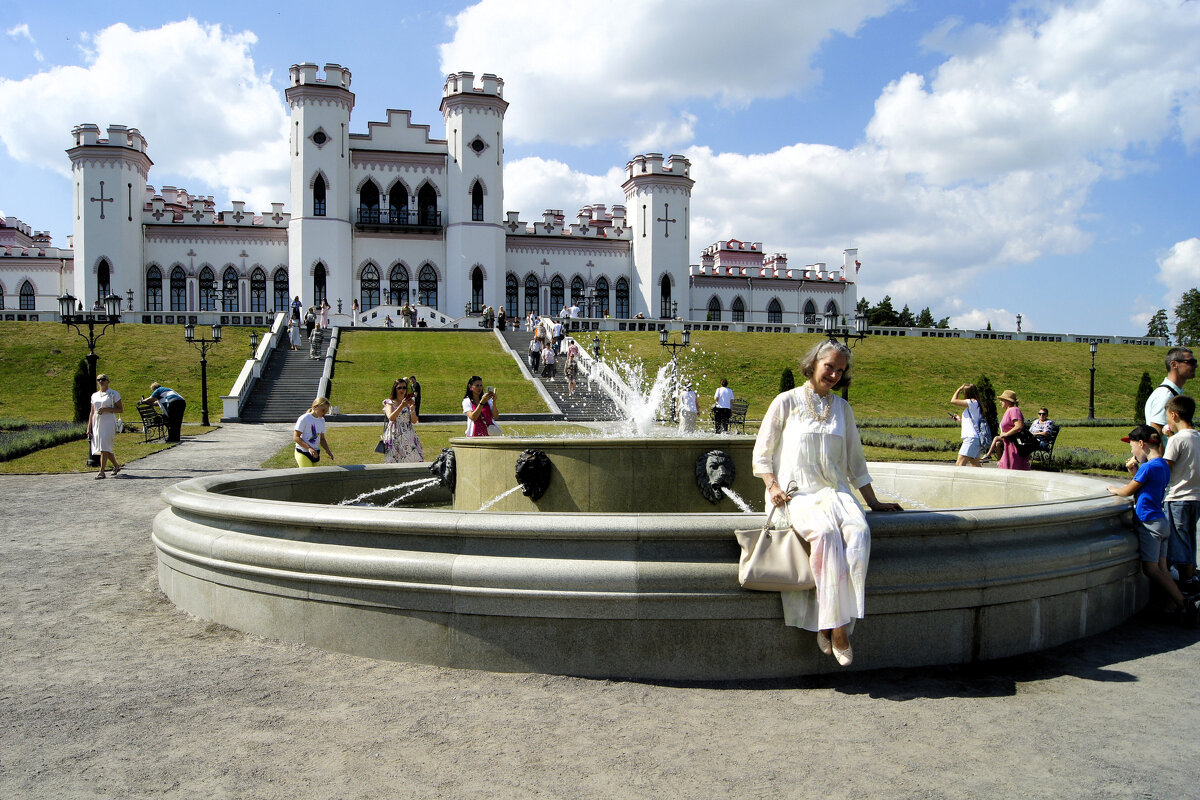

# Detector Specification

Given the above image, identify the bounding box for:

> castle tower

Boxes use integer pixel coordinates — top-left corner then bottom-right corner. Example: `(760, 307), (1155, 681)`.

(67, 124), (152, 311)
(286, 63), (354, 311)
(623, 153), (694, 319)
(440, 72), (508, 315)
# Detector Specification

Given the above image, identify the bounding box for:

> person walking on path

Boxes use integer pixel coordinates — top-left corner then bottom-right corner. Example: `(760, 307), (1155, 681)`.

(293, 397), (334, 468)
(143, 382), (186, 443)
(1147, 347), (1196, 437)
(713, 379), (734, 433)
(407, 375), (422, 418)
(87, 374), (124, 479)
(986, 389), (1031, 470)
(678, 382), (698, 433)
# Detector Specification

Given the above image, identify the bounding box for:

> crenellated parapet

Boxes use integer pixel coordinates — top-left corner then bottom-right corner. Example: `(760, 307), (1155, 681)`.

(67, 123), (153, 179)
(286, 62), (354, 112)
(440, 71), (508, 121)
(140, 185), (290, 228)
(691, 240), (853, 282)
(504, 204), (631, 240)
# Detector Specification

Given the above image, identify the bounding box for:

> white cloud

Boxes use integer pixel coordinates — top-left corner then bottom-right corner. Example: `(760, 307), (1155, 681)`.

(439, 0), (900, 148)
(950, 307), (1021, 332)
(1157, 238), (1200, 306)
(503, 157), (626, 220)
(0, 19), (288, 214)
(5, 22), (43, 61)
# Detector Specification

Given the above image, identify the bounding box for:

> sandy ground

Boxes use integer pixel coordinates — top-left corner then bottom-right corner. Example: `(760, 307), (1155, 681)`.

(2, 423), (1199, 799)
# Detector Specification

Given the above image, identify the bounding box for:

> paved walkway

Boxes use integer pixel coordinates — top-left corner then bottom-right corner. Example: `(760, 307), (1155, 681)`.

(2, 425), (1198, 799)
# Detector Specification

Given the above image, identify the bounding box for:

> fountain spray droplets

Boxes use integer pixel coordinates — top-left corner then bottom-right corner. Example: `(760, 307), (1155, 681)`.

(721, 486), (756, 513)
(479, 485), (522, 511)
(383, 477), (440, 507)
(340, 476), (439, 506)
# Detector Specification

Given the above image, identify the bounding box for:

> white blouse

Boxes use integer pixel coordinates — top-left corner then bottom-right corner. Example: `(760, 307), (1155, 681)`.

(751, 384), (872, 496)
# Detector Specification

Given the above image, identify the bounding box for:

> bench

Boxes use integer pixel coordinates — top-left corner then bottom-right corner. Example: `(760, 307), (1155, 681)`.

(1029, 423), (1060, 467)
(728, 399), (749, 434)
(135, 401), (168, 443)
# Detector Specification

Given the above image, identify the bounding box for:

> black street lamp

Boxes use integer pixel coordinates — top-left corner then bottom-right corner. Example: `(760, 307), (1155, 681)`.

(185, 322), (222, 426)
(591, 336), (602, 362)
(659, 328), (692, 421)
(249, 331), (259, 359)
(58, 291), (123, 390)
(824, 310), (870, 400)
(1089, 340), (1098, 420)
(126, 288), (134, 311)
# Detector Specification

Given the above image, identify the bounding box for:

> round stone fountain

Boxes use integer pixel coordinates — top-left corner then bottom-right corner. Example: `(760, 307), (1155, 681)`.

(153, 436), (1142, 679)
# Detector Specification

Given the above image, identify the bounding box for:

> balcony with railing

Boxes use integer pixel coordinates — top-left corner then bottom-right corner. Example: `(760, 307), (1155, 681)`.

(356, 207), (443, 233)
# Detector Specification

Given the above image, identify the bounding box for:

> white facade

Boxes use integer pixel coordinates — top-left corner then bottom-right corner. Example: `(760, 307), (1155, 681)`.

(0, 61), (858, 327)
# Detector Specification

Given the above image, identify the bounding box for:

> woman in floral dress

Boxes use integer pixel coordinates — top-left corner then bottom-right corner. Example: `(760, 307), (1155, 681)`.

(382, 378), (424, 463)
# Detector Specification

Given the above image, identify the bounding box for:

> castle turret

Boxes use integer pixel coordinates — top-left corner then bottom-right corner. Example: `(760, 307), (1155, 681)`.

(286, 63), (354, 310)
(441, 71), (508, 315)
(622, 153), (693, 319)
(68, 124), (152, 310)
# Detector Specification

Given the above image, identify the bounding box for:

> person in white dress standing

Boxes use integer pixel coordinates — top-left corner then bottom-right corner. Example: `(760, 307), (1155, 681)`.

(751, 340), (902, 666)
(382, 378), (424, 463)
(87, 374), (124, 479)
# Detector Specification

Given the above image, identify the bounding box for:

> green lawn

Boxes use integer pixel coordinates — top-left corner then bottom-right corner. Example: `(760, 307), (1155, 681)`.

(0, 426), (218, 474)
(0, 321), (268, 423)
(331, 330), (548, 414)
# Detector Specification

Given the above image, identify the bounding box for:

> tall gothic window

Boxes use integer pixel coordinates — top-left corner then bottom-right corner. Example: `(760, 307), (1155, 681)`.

(171, 266), (187, 311)
(660, 274), (673, 319)
(471, 181), (484, 222)
(0, 284), (5, 309)
(146, 266), (163, 311)
(417, 183), (438, 226)
(250, 268), (266, 312)
(389, 184), (409, 224)
(825, 300), (839, 319)
(19, 280), (34, 310)
(803, 299), (817, 325)
(222, 266), (239, 312)
(418, 264), (438, 307)
(731, 296), (745, 323)
(360, 264), (380, 310)
(388, 264), (409, 305)
(595, 277), (609, 317)
(767, 298), (783, 324)
(314, 263), (327, 308)
(707, 296), (721, 322)
(570, 276), (585, 307)
(550, 275), (564, 314)
(505, 274), (518, 318)
(198, 267), (215, 311)
(97, 259), (111, 301)
(313, 175), (327, 217)
(615, 277), (629, 318)
(272, 267), (289, 312)
(524, 274), (539, 317)
(359, 181), (380, 224)
(470, 267), (484, 313)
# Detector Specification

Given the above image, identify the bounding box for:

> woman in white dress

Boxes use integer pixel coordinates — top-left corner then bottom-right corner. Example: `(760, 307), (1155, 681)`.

(87, 374), (124, 479)
(751, 340), (902, 666)
(382, 378), (424, 463)
(287, 319), (301, 350)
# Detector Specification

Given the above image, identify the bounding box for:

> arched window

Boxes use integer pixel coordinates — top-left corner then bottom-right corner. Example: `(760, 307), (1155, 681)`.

(505, 273), (518, 318)
(250, 268), (266, 312)
(314, 263), (327, 308)
(97, 259), (111, 300)
(470, 266), (484, 313)
(19, 280), (35, 310)
(707, 296), (721, 322)
(272, 267), (289, 312)
(198, 266), (215, 311)
(471, 181), (484, 222)
(313, 175), (327, 216)
(171, 266), (187, 311)
(388, 264), (409, 305)
(359, 181), (380, 224)
(389, 184), (409, 224)
(570, 276), (585, 307)
(0, 284), (5, 309)
(360, 264), (380, 310)
(550, 275), (564, 314)
(731, 296), (745, 323)
(767, 298), (783, 324)
(825, 300), (839, 319)
(222, 266), (239, 312)
(660, 274), (672, 319)
(417, 183), (438, 226)
(803, 299), (817, 325)
(418, 264), (438, 308)
(146, 266), (163, 311)
(524, 274), (540, 317)
(615, 277), (629, 318)
(595, 277), (610, 317)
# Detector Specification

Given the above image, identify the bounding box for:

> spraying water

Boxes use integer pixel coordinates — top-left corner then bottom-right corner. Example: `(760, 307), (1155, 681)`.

(479, 485), (522, 511)
(340, 476), (438, 506)
(721, 486), (757, 513)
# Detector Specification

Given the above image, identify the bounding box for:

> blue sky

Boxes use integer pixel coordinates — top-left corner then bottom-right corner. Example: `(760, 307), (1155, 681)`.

(1, 0), (1198, 336)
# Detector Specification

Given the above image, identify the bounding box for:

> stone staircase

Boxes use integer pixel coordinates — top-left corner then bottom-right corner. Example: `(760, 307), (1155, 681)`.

(239, 334), (332, 423)
(498, 329), (622, 422)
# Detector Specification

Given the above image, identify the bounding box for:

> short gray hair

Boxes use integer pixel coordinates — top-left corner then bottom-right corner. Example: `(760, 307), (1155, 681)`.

(799, 340), (853, 390)
(1167, 347), (1194, 372)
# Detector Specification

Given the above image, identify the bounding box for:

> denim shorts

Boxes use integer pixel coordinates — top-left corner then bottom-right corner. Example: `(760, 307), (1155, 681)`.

(1166, 500), (1200, 568)
(1137, 516), (1170, 562)
(959, 437), (983, 459)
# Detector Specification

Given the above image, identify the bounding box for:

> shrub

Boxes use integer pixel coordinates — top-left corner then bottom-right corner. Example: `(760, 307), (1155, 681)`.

(72, 358), (92, 423)
(779, 367), (795, 393)
(0, 422), (88, 462)
(858, 417), (957, 428)
(0, 418), (29, 431)
(1134, 371), (1153, 424)
(976, 375), (999, 436)
(858, 430), (958, 452)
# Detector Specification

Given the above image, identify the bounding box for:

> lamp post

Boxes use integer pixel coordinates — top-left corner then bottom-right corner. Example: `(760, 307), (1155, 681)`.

(659, 328), (692, 421)
(591, 336), (602, 362)
(823, 310), (870, 400)
(58, 292), (123, 390)
(185, 322), (222, 426)
(126, 288), (134, 312)
(249, 331), (259, 359)
(1088, 340), (1098, 421)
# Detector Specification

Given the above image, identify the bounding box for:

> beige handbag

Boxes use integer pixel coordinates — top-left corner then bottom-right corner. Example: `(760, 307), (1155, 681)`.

(734, 499), (815, 592)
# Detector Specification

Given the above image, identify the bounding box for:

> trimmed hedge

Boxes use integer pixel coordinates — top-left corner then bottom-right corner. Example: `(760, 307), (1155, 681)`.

(0, 422), (88, 462)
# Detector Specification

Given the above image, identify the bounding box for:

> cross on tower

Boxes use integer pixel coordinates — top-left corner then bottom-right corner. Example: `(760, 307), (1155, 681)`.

(657, 203), (677, 238)
(90, 181), (113, 220)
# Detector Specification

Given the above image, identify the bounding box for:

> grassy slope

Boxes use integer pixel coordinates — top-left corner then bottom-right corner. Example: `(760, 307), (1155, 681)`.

(332, 330), (547, 414)
(0, 321), (268, 423)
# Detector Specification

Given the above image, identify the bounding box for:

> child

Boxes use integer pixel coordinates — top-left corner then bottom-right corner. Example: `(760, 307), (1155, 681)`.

(1107, 425), (1196, 624)
(1164, 395), (1200, 592)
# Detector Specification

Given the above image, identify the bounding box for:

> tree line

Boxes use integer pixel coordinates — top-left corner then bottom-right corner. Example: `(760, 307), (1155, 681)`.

(854, 296), (951, 329)
(1147, 288), (1200, 346)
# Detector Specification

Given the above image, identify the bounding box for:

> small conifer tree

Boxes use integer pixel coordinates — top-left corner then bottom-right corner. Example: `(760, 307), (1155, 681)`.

(780, 367), (795, 393)
(975, 375), (999, 436)
(1135, 371), (1153, 424)
(72, 358), (93, 423)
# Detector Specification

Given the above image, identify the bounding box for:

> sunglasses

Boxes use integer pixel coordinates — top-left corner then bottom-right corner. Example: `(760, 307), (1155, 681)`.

(1180, 358), (1199, 367)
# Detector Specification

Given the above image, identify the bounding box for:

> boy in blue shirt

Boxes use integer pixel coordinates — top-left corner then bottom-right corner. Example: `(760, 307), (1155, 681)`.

(1108, 424), (1196, 624)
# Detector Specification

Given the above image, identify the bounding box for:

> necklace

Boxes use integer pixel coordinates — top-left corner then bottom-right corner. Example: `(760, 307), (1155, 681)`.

(803, 383), (833, 423)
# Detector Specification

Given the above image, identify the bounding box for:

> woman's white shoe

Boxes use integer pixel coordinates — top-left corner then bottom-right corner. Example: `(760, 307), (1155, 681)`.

(816, 630), (832, 656)
(833, 643), (853, 667)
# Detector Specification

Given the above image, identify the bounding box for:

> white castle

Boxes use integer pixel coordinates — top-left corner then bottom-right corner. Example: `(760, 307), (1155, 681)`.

(0, 62), (857, 327)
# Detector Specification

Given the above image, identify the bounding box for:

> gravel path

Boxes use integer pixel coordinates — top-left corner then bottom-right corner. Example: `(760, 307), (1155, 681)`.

(2, 424), (1199, 799)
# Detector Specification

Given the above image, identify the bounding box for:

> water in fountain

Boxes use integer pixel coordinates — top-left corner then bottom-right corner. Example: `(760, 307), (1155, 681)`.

(340, 476), (439, 506)
(479, 485), (523, 511)
(383, 476), (441, 507)
(721, 486), (757, 513)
